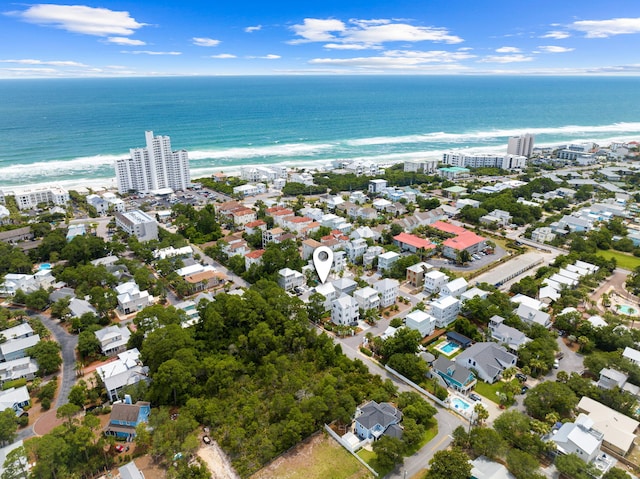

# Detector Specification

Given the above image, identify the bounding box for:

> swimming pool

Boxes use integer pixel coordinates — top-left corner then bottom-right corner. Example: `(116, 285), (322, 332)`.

(451, 397), (471, 411)
(617, 304), (637, 315)
(38, 263), (52, 270)
(439, 341), (461, 355)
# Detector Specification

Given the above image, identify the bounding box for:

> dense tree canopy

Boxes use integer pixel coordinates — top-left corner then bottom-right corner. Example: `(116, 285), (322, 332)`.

(140, 280), (397, 476)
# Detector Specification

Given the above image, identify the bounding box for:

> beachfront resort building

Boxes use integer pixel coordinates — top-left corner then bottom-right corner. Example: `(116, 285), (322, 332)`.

(6, 186), (69, 211)
(442, 152), (527, 170)
(115, 131), (190, 194)
(507, 134), (535, 157)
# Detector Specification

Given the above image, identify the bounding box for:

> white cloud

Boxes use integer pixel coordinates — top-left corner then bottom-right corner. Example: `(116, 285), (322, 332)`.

(309, 49), (475, 69)
(537, 45), (574, 53)
(107, 37), (146, 46)
(496, 46), (521, 53)
(290, 18), (346, 43)
(479, 54), (534, 63)
(245, 25), (262, 33)
(7, 4), (146, 36)
(0, 59), (87, 66)
(192, 37), (221, 47)
(122, 50), (181, 55)
(540, 30), (570, 39)
(569, 17), (640, 38)
(210, 54), (236, 59)
(324, 43), (374, 50)
(246, 54), (281, 59)
(290, 17), (463, 48)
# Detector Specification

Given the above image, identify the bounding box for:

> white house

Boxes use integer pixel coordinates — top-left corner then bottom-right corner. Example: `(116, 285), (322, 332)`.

(314, 282), (337, 312)
(516, 303), (551, 328)
(96, 349), (149, 402)
(461, 287), (489, 302)
(116, 281), (151, 315)
(423, 270), (448, 294)
(440, 278), (468, 298)
(552, 414), (603, 464)
(331, 294), (360, 326)
(429, 295), (460, 327)
(374, 278), (399, 308)
(405, 310), (436, 338)
(0, 357), (39, 385)
(345, 239), (368, 262)
(94, 325), (131, 357)
(489, 316), (530, 351)
(623, 347), (640, 366)
(378, 251), (400, 272)
(353, 287), (381, 311)
(0, 386), (30, 416)
(277, 268), (305, 291)
(511, 294), (545, 311)
(368, 179), (388, 194)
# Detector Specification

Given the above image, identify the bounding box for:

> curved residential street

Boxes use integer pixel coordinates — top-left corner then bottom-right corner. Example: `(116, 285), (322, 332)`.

(31, 312), (78, 408)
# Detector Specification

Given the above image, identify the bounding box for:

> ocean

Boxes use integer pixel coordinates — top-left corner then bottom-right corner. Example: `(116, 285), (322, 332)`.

(1, 76), (640, 190)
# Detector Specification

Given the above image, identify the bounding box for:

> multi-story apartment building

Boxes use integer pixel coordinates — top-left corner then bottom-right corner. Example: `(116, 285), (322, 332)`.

(115, 131), (190, 193)
(115, 210), (158, 242)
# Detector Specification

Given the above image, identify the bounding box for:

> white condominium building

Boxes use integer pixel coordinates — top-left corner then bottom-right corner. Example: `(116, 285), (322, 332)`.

(115, 210), (158, 242)
(115, 131), (190, 194)
(442, 152), (527, 170)
(507, 134), (535, 158)
(10, 186), (69, 210)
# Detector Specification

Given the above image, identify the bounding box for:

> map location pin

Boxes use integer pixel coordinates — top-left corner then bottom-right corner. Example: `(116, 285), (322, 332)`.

(313, 246), (333, 284)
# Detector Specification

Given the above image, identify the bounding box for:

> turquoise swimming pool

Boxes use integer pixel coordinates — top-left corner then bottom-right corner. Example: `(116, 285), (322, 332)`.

(451, 397), (471, 411)
(38, 263), (52, 270)
(618, 304), (637, 315)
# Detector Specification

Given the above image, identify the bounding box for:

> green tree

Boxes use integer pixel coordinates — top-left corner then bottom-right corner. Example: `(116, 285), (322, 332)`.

(50, 297), (71, 320)
(523, 381), (578, 420)
(27, 341), (62, 375)
(307, 292), (327, 323)
(68, 381), (88, 409)
(24, 289), (49, 311)
(469, 427), (506, 459)
(555, 453), (599, 479)
(426, 448), (472, 479)
(0, 409), (18, 446)
(506, 449), (543, 479)
(1, 445), (28, 479)
(77, 329), (101, 360)
(602, 468), (631, 479)
(372, 435), (404, 472)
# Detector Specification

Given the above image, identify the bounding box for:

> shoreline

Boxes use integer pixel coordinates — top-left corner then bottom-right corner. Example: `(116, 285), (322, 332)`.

(0, 134), (637, 194)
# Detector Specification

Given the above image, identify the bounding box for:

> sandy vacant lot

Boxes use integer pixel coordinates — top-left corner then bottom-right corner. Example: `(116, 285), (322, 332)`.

(197, 441), (241, 479)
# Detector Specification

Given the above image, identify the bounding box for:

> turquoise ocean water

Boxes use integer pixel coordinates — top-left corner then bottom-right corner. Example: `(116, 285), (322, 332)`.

(0, 76), (640, 188)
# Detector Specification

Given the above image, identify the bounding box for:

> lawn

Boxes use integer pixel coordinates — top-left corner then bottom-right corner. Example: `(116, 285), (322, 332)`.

(597, 250), (640, 271)
(474, 380), (516, 405)
(251, 433), (373, 479)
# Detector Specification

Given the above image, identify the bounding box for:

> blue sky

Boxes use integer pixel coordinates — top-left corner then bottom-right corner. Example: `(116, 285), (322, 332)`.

(1, 1), (640, 77)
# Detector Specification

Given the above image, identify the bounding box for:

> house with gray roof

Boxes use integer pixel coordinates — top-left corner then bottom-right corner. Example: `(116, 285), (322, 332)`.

(69, 297), (98, 319)
(489, 316), (530, 351)
(431, 356), (476, 393)
(455, 342), (517, 384)
(0, 335), (40, 362)
(516, 303), (551, 328)
(95, 325), (131, 356)
(354, 401), (403, 440)
(119, 462), (145, 479)
(597, 368), (628, 390)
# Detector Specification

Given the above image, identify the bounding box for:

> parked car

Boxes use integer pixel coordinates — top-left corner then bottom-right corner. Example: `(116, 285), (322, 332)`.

(553, 360), (560, 369)
(469, 393), (482, 402)
(516, 373), (527, 382)
(203, 436), (211, 445)
(115, 445), (125, 453)
(556, 352), (565, 360)
(521, 386), (529, 394)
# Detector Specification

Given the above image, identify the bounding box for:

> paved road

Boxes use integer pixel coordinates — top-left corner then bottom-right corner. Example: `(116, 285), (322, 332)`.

(333, 333), (465, 479)
(33, 312), (78, 408)
(191, 244), (250, 289)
